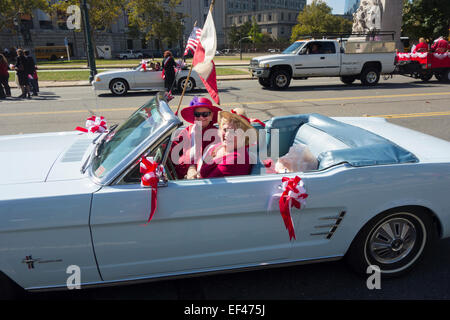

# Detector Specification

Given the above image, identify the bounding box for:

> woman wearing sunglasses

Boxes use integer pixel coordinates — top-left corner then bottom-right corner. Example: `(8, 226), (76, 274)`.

(170, 96), (222, 179)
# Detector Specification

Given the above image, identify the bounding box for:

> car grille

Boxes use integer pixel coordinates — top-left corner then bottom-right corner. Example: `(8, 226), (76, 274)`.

(250, 59), (259, 68)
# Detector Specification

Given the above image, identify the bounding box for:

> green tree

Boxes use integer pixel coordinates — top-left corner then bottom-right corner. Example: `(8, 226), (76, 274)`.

(127, 0), (184, 51)
(52, 0), (124, 57)
(402, 0), (450, 42)
(249, 18), (263, 46)
(290, 0), (352, 41)
(0, 0), (50, 34)
(227, 20), (252, 47)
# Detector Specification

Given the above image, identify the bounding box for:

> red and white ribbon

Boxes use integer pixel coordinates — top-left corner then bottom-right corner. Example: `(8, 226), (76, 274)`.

(76, 116), (107, 134)
(140, 156), (164, 224)
(141, 59), (147, 71)
(278, 176), (308, 241)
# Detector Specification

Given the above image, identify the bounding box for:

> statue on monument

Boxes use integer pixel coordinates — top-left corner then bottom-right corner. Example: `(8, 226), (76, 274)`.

(352, 0), (383, 34)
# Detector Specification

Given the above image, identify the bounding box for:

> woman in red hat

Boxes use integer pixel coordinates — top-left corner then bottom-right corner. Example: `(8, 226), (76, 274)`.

(170, 96), (222, 179)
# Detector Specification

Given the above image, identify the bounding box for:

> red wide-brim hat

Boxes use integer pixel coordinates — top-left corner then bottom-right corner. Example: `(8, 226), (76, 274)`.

(181, 96), (222, 124)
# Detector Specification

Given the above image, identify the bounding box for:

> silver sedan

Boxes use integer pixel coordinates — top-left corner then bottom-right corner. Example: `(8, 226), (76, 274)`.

(92, 64), (204, 96)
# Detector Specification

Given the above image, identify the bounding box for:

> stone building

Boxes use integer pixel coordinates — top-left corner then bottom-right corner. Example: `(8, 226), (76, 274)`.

(224, 0), (306, 43)
(0, 0), (306, 57)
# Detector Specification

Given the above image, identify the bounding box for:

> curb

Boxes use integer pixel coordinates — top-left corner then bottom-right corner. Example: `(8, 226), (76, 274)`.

(7, 76), (256, 88)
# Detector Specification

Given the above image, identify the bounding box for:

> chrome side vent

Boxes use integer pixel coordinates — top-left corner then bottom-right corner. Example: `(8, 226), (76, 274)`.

(61, 140), (91, 162)
(310, 211), (346, 239)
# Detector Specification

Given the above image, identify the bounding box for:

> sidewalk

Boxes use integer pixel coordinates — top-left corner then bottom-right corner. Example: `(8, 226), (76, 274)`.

(7, 74), (255, 88)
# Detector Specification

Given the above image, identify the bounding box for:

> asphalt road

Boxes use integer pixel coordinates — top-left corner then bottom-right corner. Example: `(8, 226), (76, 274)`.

(2, 76), (450, 300)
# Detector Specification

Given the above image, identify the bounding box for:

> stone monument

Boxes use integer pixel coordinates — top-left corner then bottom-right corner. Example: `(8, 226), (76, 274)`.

(351, 0), (403, 49)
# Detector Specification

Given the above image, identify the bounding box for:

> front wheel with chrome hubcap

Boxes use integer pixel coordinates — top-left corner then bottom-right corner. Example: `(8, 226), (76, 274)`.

(110, 79), (129, 96)
(270, 69), (291, 90)
(345, 208), (435, 277)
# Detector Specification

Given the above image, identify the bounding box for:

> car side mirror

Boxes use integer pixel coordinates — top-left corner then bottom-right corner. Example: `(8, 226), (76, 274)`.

(299, 48), (307, 55)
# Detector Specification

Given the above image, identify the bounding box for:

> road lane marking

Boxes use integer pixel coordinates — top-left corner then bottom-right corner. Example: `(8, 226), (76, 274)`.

(367, 111), (450, 119)
(1, 91), (450, 118)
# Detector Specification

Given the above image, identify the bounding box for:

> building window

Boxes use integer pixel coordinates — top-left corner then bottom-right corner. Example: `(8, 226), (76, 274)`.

(257, 14), (261, 22)
(267, 27), (272, 34)
(39, 20), (53, 29)
(268, 14), (272, 21)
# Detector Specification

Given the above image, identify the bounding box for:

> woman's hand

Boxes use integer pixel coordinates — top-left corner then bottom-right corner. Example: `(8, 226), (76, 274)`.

(186, 165), (198, 180)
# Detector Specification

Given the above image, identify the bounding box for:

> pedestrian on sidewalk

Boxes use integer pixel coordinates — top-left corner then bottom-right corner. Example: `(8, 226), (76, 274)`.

(162, 50), (176, 93)
(0, 53), (11, 99)
(24, 50), (39, 96)
(15, 49), (32, 99)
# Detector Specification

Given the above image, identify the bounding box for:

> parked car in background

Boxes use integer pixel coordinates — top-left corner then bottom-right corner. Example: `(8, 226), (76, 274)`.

(92, 62), (204, 95)
(267, 48), (281, 53)
(140, 49), (163, 59)
(116, 50), (143, 60)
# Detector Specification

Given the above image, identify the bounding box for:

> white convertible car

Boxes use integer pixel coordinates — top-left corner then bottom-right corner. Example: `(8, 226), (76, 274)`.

(1, 93), (450, 298)
(92, 64), (205, 96)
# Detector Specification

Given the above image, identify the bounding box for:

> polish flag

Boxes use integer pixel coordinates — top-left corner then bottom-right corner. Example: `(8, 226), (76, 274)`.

(192, 11), (220, 105)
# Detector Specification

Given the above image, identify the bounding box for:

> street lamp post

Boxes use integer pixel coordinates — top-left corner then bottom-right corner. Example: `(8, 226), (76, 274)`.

(239, 36), (251, 60)
(81, 0), (97, 82)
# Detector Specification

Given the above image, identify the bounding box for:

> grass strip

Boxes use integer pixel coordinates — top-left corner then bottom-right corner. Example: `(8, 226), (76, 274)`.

(9, 67), (249, 82)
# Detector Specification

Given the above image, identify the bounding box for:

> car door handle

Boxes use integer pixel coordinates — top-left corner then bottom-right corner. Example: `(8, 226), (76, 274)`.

(320, 57), (325, 60)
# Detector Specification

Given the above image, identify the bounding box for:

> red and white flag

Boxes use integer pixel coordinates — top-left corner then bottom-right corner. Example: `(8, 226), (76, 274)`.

(192, 11), (220, 105)
(184, 27), (202, 56)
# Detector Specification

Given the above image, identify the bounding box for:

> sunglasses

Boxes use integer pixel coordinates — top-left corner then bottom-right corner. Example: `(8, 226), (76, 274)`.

(194, 111), (212, 118)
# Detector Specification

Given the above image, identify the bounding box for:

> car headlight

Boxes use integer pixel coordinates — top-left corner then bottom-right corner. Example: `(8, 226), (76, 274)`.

(259, 62), (270, 68)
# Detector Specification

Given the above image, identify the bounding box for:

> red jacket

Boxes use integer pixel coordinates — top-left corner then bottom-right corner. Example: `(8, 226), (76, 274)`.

(170, 122), (219, 178)
(412, 42), (428, 53)
(432, 39), (449, 52)
(199, 143), (252, 178)
(0, 62), (8, 76)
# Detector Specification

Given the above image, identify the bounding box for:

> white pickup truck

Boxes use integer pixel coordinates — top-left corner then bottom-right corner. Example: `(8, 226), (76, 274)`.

(116, 49), (143, 60)
(250, 39), (396, 89)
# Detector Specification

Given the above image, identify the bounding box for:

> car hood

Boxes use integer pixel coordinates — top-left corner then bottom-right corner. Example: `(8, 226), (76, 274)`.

(252, 54), (294, 63)
(0, 131), (96, 185)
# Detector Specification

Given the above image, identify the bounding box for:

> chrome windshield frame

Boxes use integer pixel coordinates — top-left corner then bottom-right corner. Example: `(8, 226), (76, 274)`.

(88, 94), (182, 186)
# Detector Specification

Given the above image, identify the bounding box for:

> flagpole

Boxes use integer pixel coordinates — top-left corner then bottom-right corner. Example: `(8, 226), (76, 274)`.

(175, 0), (215, 115)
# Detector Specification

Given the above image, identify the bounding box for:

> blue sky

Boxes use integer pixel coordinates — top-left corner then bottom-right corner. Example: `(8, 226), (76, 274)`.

(306, 0), (346, 14)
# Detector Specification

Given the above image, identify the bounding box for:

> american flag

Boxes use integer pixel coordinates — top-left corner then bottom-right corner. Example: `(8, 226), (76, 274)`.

(184, 27), (202, 56)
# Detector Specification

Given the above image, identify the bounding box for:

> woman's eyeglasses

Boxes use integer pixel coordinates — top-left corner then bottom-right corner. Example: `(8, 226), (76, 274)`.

(194, 111), (211, 118)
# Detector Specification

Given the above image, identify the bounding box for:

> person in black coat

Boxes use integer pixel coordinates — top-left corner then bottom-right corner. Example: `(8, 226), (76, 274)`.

(15, 49), (31, 99)
(162, 50), (176, 92)
(24, 50), (38, 96)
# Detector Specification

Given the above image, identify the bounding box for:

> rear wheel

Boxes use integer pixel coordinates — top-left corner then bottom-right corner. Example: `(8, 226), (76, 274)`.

(270, 69), (291, 90)
(340, 76), (356, 85)
(440, 69), (450, 83)
(345, 207), (435, 278)
(360, 67), (380, 86)
(420, 72), (433, 82)
(178, 77), (195, 93)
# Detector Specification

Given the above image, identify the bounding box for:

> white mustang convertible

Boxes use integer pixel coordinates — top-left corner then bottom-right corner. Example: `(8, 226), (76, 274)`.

(92, 64), (205, 96)
(1, 93), (450, 298)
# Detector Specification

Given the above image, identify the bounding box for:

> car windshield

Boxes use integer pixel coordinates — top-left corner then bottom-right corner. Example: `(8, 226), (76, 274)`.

(91, 97), (166, 179)
(282, 41), (305, 54)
